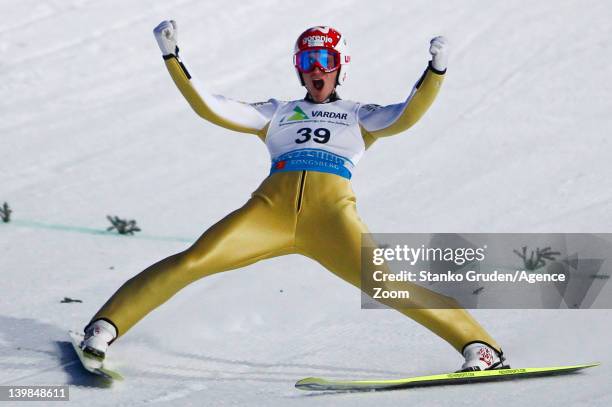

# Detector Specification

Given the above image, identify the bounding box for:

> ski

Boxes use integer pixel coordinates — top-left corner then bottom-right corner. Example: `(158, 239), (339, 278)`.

(295, 363), (599, 391)
(68, 331), (123, 381)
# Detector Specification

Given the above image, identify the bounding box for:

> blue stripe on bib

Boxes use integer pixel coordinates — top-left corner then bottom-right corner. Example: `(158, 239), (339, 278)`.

(269, 148), (354, 179)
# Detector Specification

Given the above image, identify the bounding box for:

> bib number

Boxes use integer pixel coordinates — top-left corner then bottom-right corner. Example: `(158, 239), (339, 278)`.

(295, 127), (331, 144)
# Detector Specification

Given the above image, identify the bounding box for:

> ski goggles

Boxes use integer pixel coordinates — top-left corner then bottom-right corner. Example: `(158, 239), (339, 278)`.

(294, 49), (341, 73)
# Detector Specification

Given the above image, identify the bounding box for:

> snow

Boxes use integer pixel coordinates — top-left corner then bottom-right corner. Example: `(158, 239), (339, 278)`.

(1, 0), (611, 405)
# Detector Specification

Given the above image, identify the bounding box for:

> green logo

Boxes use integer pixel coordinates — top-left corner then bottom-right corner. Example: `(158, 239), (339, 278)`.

(283, 106), (309, 122)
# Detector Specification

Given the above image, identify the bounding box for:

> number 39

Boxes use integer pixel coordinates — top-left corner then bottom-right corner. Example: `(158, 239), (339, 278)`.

(295, 127), (331, 144)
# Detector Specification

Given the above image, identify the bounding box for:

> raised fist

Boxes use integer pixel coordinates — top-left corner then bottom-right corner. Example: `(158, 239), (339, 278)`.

(429, 36), (448, 72)
(153, 20), (178, 56)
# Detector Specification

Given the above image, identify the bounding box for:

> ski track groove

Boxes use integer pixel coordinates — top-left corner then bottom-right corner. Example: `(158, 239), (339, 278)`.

(0, 4), (61, 36)
(459, 41), (549, 120)
(0, 360), (79, 385)
(136, 360), (408, 381)
(0, 0), (199, 71)
(6, 219), (194, 243)
(452, 7), (507, 59)
(532, 195), (612, 229)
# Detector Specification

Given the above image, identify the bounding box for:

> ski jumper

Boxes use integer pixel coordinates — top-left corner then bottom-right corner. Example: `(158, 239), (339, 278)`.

(89, 55), (501, 354)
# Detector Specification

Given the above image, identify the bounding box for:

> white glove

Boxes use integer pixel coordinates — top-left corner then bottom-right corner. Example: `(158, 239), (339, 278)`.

(429, 36), (448, 72)
(153, 20), (178, 56)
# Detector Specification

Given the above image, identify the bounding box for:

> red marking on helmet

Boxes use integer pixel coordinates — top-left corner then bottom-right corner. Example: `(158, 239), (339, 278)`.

(297, 27), (342, 50)
(275, 161), (286, 169)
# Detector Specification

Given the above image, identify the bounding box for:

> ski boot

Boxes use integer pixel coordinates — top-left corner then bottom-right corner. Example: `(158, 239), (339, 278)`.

(82, 319), (117, 361)
(458, 342), (509, 372)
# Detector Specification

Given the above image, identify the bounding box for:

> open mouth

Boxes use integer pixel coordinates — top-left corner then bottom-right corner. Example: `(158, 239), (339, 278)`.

(313, 79), (324, 90)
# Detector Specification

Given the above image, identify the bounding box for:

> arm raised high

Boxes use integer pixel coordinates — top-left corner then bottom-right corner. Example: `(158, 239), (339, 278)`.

(358, 36), (448, 148)
(154, 20), (277, 141)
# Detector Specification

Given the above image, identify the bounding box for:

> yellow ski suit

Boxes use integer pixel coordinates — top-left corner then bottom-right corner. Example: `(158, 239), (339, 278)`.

(89, 56), (500, 354)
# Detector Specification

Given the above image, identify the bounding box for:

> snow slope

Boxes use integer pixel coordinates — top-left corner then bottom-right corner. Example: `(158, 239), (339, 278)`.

(1, 0), (611, 405)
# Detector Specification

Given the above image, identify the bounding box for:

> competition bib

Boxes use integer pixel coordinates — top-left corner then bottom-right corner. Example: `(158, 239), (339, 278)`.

(265, 100), (365, 179)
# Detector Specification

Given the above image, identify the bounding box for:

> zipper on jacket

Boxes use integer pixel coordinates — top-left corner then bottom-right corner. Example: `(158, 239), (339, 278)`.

(296, 170), (307, 212)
